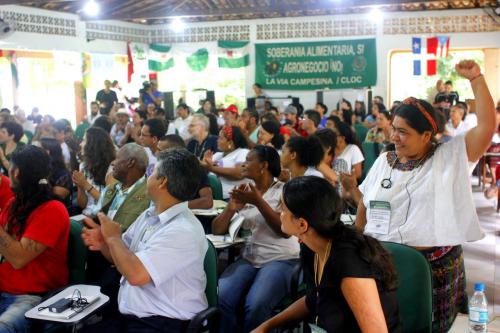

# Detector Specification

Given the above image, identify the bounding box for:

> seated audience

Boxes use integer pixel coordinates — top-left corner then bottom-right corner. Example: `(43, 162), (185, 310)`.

(314, 128), (338, 185)
(92, 115), (113, 134)
(354, 100), (366, 122)
(302, 110), (321, 136)
(0, 146), (70, 332)
(252, 176), (401, 333)
(365, 110), (392, 146)
(121, 110), (147, 146)
(201, 126), (249, 199)
(174, 103), (193, 141)
(140, 118), (166, 176)
(334, 122), (364, 179)
(187, 114), (219, 160)
(158, 134), (213, 210)
(0, 121), (25, 174)
(82, 149), (208, 332)
(446, 102), (470, 137)
(258, 121), (284, 151)
(281, 135), (324, 180)
(241, 108), (260, 144)
(339, 99), (355, 127)
(364, 102), (384, 128)
(283, 105), (307, 137)
(85, 143), (150, 307)
(73, 127), (116, 215)
(223, 104), (239, 127)
(39, 137), (72, 203)
(213, 146), (299, 332)
(146, 103), (157, 120)
(110, 109), (130, 146)
(53, 119), (78, 170)
(315, 102), (328, 127)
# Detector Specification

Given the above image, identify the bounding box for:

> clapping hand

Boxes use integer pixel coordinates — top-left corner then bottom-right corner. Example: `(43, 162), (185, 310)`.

(82, 217), (105, 251)
(72, 171), (89, 188)
(201, 150), (214, 168)
(230, 183), (262, 206)
(97, 213), (122, 242)
(456, 60), (481, 81)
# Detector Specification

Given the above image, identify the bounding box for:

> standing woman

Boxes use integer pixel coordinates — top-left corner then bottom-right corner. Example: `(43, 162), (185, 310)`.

(201, 126), (249, 199)
(72, 127), (116, 215)
(356, 60), (495, 333)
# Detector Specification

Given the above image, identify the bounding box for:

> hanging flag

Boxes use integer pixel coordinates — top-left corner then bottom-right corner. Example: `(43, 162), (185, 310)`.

(186, 48), (209, 72)
(7, 51), (18, 87)
(127, 42), (134, 83)
(412, 37), (421, 55)
(413, 60), (421, 76)
(149, 44), (174, 72)
(426, 37), (438, 76)
(426, 37), (438, 56)
(218, 40), (250, 68)
(82, 53), (91, 89)
(437, 36), (450, 58)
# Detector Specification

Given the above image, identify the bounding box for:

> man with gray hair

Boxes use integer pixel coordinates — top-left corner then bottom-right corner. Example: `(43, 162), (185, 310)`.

(82, 148), (208, 332)
(85, 143), (151, 299)
(187, 113), (219, 160)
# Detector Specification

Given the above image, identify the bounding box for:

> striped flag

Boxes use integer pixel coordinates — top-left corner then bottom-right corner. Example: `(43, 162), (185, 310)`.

(412, 37), (437, 76)
(148, 44), (174, 72)
(218, 40), (249, 68)
(437, 36), (450, 58)
(127, 42), (134, 83)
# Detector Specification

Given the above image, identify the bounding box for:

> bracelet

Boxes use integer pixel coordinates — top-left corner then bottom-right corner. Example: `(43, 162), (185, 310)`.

(469, 73), (482, 82)
(86, 185), (94, 192)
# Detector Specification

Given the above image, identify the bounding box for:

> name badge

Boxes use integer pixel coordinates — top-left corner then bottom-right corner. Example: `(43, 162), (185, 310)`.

(365, 200), (391, 235)
(309, 323), (327, 333)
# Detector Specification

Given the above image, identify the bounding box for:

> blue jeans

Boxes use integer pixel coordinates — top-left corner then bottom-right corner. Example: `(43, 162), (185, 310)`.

(218, 258), (298, 333)
(0, 293), (41, 333)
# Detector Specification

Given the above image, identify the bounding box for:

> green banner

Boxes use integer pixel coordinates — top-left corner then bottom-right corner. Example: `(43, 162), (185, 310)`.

(255, 38), (377, 90)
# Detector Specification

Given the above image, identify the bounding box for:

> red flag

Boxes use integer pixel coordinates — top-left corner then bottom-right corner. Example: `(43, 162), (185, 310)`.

(127, 42), (134, 83)
(427, 59), (437, 76)
(0, 50), (3, 57)
(427, 37), (438, 55)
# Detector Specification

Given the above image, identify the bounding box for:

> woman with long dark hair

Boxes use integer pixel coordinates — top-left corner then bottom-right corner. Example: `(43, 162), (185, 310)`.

(72, 127), (116, 215)
(39, 137), (72, 202)
(257, 121), (284, 150)
(252, 176), (401, 333)
(0, 145), (69, 332)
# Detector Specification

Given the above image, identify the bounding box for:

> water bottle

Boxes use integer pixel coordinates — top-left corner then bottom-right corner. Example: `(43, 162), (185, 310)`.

(469, 283), (488, 333)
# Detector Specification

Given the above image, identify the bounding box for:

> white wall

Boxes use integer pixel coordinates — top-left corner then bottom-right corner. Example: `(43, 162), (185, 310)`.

(1, 5), (499, 110)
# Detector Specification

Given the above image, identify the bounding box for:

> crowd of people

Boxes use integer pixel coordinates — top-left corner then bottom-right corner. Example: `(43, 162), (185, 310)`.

(0, 60), (498, 333)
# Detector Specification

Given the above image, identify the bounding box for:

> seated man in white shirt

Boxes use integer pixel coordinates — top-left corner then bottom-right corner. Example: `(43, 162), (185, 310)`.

(445, 103), (470, 137)
(82, 148), (208, 333)
(174, 103), (193, 141)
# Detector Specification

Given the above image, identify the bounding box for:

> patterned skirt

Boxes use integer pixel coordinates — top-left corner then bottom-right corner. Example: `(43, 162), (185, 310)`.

(418, 245), (468, 333)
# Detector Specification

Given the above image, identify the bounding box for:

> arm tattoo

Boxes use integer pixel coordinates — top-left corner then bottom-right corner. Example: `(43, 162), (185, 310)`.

(0, 232), (12, 249)
(25, 239), (42, 252)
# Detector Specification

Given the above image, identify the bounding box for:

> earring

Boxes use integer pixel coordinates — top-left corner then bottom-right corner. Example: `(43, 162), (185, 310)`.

(261, 169), (264, 175)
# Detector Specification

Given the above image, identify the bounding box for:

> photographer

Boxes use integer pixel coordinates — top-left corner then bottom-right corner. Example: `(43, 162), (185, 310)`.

(139, 81), (162, 111)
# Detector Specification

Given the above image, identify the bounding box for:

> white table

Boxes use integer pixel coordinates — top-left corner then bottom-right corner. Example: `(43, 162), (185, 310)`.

(25, 285), (109, 326)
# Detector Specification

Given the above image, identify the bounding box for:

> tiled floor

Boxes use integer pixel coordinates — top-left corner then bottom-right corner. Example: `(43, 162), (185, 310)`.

(458, 179), (500, 320)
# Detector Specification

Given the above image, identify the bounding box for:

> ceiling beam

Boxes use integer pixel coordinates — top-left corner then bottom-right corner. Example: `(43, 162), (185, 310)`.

(0, 0), (77, 4)
(80, 0), (428, 21)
